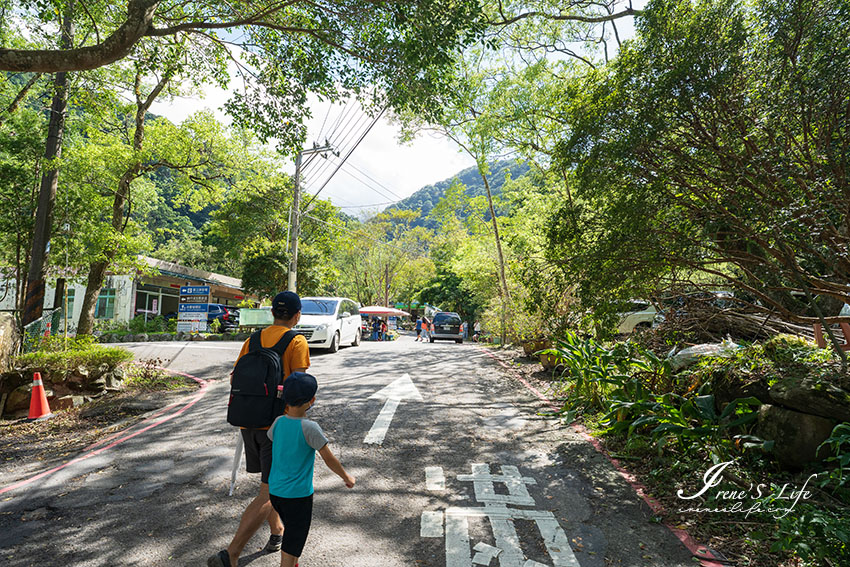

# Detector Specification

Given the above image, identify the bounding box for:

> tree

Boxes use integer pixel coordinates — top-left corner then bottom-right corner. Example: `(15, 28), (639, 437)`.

(550, 0), (850, 347)
(0, 1), (485, 123)
(332, 210), (433, 306)
(21, 2), (74, 325)
(0, 105), (44, 314)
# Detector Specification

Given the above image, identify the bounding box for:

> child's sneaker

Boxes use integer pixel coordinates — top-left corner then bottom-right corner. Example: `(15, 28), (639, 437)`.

(264, 533), (283, 553)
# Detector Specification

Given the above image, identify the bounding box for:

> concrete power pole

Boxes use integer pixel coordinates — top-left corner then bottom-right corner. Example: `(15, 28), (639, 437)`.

(288, 144), (333, 292)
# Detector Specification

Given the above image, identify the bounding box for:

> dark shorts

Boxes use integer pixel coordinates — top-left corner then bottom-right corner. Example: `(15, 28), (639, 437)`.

(416, 328), (421, 336)
(269, 494), (313, 557)
(241, 428), (273, 484)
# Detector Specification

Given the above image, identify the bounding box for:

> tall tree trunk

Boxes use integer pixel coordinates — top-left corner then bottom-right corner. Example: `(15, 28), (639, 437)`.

(478, 166), (511, 345)
(22, 3), (74, 326)
(76, 69), (171, 335)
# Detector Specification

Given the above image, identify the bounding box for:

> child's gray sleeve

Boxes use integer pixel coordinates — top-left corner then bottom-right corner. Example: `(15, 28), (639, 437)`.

(302, 420), (329, 450)
(267, 416), (283, 441)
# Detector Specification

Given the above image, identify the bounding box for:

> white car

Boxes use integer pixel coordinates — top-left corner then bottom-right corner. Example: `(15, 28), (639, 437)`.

(295, 297), (362, 353)
(617, 300), (657, 334)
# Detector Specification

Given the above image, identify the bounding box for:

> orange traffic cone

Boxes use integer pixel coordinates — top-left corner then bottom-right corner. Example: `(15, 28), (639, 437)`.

(27, 372), (53, 421)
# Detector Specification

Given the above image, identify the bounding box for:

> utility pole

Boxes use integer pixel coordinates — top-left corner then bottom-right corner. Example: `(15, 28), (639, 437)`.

(288, 143), (333, 292)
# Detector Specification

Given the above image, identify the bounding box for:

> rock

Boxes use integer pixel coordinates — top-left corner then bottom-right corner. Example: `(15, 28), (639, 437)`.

(136, 333), (149, 342)
(73, 365), (89, 379)
(757, 404), (835, 469)
(769, 377), (850, 423)
(52, 395), (85, 411)
(90, 377), (107, 392)
(99, 334), (113, 343)
(112, 367), (125, 382)
(0, 370), (28, 394)
(0, 313), (19, 374)
(5, 384), (32, 413)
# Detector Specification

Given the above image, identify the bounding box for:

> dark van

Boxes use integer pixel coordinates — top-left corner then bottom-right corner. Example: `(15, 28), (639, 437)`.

(430, 311), (463, 343)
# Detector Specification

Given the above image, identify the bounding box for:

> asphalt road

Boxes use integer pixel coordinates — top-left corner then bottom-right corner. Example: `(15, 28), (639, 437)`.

(0, 335), (696, 567)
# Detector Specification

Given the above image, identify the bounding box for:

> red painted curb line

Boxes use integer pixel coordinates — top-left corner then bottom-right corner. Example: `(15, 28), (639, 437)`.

(478, 347), (728, 567)
(0, 368), (209, 497)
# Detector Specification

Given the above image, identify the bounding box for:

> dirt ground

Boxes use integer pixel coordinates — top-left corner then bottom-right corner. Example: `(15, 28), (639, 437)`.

(0, 381), (198, 486)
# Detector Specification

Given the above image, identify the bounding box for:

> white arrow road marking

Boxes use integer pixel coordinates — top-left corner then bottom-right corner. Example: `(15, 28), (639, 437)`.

(364, 373), (423, 445)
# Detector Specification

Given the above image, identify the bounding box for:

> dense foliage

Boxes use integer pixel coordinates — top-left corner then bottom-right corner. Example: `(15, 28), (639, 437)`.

(549, 0), (850, 325)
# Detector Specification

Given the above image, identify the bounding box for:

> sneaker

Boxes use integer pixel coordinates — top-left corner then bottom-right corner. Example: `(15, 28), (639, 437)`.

(264, 533), (283, 553)
(207, 550), (231, 567)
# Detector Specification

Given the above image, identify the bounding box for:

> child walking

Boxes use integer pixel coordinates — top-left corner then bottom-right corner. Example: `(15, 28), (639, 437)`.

(267, 372), (355, 567)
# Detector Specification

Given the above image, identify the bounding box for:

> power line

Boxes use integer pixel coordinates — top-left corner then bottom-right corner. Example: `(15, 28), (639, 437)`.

(303, 107), (386, 210)
(315, 103), (333, 142)
(335, 161), (399, 203)
(343, 160), (405, 200)
(303, 213), (423, 256)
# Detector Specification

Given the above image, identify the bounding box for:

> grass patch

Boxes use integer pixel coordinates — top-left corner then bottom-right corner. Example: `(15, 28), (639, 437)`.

(124, 358), (195, 391)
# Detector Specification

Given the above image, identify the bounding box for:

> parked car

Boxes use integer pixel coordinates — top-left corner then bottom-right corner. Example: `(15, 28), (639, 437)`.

(208, 304), (239, 332)
(617, 300), (657, 334)
(430, 311), (464, 343)
(295, 297), (361, 352)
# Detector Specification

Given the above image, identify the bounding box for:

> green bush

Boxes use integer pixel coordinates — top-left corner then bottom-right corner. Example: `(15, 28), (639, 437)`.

(15, 336), (133, 377)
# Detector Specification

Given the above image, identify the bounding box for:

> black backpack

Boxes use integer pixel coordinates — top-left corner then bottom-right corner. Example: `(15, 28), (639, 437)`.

(227, 330), (298, 428)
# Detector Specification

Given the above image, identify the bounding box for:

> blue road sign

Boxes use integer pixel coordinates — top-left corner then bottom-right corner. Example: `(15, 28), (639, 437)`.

(179, 303), (209, 312)
(180, 285), (210, 296)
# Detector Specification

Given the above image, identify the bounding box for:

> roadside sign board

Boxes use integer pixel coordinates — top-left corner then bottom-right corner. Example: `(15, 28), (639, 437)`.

(178, 285), (210, 331)
(177, 320), (206, 333)
(180, 286), (210, 296)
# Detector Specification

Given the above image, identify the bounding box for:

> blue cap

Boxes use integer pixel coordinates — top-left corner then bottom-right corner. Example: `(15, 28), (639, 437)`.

(284, 372), (318, 406)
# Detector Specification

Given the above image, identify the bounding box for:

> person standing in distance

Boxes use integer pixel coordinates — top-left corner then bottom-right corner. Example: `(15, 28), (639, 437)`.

(209, 291), (310, 567)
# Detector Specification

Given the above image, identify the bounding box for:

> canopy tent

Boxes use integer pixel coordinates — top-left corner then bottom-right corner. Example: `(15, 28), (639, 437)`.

(359, 305), (410, 317)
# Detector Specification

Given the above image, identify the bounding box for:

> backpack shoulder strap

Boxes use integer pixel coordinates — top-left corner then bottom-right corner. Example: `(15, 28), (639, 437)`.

(268, 329), (299, 357)
(247, 330), (263, 352)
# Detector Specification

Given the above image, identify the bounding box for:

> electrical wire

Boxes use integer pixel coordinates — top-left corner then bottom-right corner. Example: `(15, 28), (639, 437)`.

(343, 160), (405, 200)
(303, 213), (423, 256)
(303, 107), (386, 210)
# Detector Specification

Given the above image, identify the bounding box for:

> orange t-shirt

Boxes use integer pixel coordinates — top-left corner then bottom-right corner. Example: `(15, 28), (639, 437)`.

(234, 325), (311, 430)
(235, 325), (311, 377)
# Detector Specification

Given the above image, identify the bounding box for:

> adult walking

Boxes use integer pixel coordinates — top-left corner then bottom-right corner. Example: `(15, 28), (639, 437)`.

(414, 317), (423, 341)
(208, 291), (310, 567)
(421, 315), (431, 342)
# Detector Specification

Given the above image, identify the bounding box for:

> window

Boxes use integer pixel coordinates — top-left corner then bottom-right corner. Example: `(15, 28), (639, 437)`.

(301, 299), (339, 315)
(95, 289), (116, 319)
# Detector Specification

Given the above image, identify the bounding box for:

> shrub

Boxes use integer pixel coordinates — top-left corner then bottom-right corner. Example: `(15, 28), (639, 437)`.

(15, 337), (133, 378)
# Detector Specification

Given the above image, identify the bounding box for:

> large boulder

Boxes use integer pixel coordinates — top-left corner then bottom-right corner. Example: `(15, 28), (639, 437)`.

(769, 376), (850, 423)
(0, 313), (19, 374)
(758, 404), (835, 469)
(5, 384), (32, 414)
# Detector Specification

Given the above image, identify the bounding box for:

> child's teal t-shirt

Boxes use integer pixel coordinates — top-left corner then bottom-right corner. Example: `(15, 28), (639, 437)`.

(266, 415), (329, 498)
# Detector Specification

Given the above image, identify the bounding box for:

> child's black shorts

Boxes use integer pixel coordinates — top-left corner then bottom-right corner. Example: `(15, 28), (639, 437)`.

(269, 494), (313, 557)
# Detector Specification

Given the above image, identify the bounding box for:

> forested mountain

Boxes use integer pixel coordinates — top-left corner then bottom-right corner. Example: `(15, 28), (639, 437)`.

(386, 160), (529, 228)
